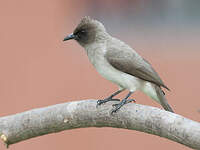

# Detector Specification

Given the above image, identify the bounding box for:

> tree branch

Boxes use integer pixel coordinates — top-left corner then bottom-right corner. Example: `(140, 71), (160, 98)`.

(0, 100), (200, 149)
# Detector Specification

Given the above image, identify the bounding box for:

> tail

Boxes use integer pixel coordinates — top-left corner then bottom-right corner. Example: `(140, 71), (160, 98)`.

(154, 85), (174, 113)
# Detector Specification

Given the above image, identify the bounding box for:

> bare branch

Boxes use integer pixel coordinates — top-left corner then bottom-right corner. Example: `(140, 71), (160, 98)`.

(0, 100), (200, 149)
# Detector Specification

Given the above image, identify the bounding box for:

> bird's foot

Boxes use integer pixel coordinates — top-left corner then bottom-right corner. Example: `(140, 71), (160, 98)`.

(111, 99), (136, 114)
(112, 99), (136, 107)
(96, 98), (120, 108)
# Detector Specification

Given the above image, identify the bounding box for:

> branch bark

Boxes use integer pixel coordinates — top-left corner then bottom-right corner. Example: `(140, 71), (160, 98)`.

(0, 100), (200, 149)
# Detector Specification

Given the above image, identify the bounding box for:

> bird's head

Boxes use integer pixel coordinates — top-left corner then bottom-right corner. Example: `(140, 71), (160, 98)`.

(63, 16), (107, 47)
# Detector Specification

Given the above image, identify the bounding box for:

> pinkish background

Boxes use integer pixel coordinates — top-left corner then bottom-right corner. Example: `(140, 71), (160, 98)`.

(0, 0), (200, 150)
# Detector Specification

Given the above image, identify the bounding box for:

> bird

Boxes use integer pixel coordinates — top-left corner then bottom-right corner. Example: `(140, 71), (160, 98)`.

(63, 16), (174, 114)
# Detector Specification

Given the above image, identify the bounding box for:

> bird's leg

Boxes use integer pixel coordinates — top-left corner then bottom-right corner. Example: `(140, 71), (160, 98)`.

(111, 91), (134, 114)
(96, 89), (124, 107)
(126, 99), (136, 103)
(112, 99), (136, 106)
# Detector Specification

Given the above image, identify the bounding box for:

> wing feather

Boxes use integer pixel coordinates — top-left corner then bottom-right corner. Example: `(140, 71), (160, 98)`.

(105, 40), (170, 90)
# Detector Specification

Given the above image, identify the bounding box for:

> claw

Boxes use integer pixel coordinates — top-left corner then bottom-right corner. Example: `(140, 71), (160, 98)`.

(110, 91), (135, 114)
(112, 99), (135, 107)
(126, 99), (136, 103)
(96, 89), (124, 108)
(111, 100), (126, 114)
(96, 98), (120, 108)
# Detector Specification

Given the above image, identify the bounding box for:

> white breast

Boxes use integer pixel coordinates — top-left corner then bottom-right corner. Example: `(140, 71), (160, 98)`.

(85, 43), (143, 92)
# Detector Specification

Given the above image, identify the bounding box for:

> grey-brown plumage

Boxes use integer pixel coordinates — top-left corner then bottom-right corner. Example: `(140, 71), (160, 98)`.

(105, 42), (170, 90)
(154, 85), (173, 112)
(63, 16), (174, 113)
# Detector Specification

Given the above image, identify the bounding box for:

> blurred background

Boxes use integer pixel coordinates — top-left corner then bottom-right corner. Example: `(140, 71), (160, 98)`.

(0, 0), (200, 149)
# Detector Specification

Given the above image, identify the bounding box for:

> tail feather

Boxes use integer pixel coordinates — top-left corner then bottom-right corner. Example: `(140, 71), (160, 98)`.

(155, 86), (174, 113)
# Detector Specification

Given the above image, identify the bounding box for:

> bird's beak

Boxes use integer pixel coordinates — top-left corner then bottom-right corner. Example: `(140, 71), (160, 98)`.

(63, 33), (75, 41)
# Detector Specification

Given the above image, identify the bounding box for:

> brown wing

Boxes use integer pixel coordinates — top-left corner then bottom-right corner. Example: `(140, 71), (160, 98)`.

(105, 41), (170, 90)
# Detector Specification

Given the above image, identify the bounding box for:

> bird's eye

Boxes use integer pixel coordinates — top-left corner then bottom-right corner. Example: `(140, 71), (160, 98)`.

(79, 30), (86, 34)
(76, 29), (87, 39)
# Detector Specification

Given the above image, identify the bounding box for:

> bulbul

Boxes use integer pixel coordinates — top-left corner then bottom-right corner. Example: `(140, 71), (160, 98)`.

(63, 16), (174, 113)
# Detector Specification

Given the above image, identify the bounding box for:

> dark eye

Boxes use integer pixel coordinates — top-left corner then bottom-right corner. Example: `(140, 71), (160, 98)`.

(79, 29), (86, 35)
(80, 30), (86, 33)
(76, 29), (87, 39)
